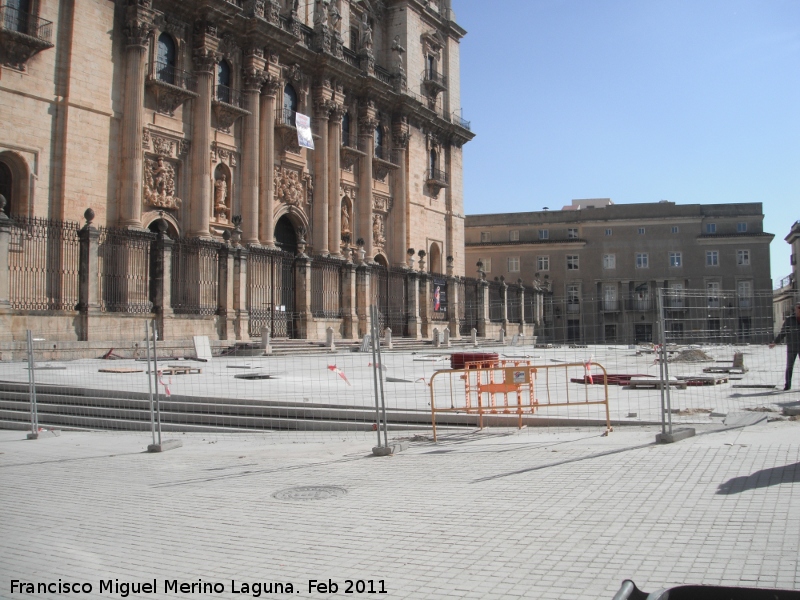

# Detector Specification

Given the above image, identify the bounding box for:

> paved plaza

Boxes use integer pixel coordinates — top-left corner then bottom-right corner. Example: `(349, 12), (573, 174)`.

(1, 415), (799, 599)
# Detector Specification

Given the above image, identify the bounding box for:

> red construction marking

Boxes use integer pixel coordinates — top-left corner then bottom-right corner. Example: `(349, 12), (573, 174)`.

(327, 365), (352, 386)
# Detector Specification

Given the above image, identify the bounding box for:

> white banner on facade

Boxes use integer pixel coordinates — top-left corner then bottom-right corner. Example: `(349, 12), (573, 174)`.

(295, 113), (314, 150)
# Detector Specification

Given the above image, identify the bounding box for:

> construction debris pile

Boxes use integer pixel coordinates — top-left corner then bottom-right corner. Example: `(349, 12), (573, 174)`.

(669, 348), (715, 363)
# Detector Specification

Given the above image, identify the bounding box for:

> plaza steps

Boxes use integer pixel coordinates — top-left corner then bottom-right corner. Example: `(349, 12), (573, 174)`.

(0, 380), (493, 434)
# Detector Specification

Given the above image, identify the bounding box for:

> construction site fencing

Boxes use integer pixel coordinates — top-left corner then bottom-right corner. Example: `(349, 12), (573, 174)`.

(0, 287), (795, 448)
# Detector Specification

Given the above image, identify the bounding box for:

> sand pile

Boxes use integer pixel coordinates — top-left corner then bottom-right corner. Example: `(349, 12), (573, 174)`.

(669, 348), (714, 363)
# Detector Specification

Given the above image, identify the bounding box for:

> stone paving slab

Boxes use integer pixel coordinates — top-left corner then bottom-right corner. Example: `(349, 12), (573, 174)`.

(1, 422), (799, 599)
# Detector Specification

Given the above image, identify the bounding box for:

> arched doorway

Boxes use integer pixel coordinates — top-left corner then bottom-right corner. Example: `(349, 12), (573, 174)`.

(274, 215), (297, 254)
(0, 161), (11, 216)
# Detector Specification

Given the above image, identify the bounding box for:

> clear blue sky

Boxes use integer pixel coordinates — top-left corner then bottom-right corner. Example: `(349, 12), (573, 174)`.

(455, 0), (800, 284)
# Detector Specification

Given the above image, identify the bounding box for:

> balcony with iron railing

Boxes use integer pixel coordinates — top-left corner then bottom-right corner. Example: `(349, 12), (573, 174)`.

(0, 4), (54, 68)
(145, 61), (199, 115)
(282, 107), (296, 127)
(422, 68), (447, 94)
(150, 62), (196, 90)
(211, 84), (249, 130)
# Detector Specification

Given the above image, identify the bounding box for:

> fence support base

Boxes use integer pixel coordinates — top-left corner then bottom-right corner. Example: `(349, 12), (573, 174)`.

(656, 428), (695, 444)
(147, 439), (183, 453)
(372, 441), (409, 456)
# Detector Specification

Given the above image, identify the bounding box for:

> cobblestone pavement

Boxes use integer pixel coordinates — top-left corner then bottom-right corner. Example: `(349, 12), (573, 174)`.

(1, 421), (799, 599)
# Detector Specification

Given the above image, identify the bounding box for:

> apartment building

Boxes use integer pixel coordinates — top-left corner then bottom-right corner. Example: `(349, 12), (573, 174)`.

(465, 199), (774, 344)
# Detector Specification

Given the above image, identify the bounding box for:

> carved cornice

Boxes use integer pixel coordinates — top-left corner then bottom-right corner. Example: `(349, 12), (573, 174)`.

(146, 79), (199, 116)
(211, 142), (239, 167)
(212, 100), (251, 131)
(217, 33), (240, 61)
(143, 128), (189, 159)
(340, 146), (365, 171)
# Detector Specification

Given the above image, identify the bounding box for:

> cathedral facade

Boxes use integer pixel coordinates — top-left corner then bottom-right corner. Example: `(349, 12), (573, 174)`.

(0, 0), (474, 341)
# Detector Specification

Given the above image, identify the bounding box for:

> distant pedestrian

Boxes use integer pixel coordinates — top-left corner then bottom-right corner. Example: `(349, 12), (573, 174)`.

(770, 303), (800, 391)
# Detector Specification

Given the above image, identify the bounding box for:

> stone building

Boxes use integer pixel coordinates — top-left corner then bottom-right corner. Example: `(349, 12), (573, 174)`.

(465, 199), (775, 344)
(0, 0), (474, 341)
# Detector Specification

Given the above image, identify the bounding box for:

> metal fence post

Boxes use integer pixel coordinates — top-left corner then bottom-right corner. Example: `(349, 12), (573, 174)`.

(26, 329), (39, 440)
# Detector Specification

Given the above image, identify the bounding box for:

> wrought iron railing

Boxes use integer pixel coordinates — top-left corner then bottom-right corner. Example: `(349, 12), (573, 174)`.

(426, 168), (449, 185)
(150, 61), (196, 90)
(247, 247), (296, 338)
(422, 68), (447, 88)
(214, 84), (245, 108)
(8, 217), (80, 311)
(310, 255), (344, 318)
(0, 5), (53, 43)
(170, 237), (221, 315)
(98, 227), (155, 314)
(459, 277), (480, 336)
(488, 281), (504, 322)
(342, 47), (359, 68)
(374, 65), (392, 84)
(452, 111), (471, 131)
(282, 107), (296, 127)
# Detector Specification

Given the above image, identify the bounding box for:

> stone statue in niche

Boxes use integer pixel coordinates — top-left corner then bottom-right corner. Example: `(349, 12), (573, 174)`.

(214, 174), (229, 221)
(341, 202), (351, 237)
(360, 13), (373, 51)
(144, 157), (181, 210)
(372, 213), (385, 246)
(391, 35), (405, 74)
(314, 0), (330, 26)
(328, 1), (341, 29)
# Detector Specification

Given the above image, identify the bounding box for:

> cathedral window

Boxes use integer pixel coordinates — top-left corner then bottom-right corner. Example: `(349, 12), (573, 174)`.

(156, 33), (176, 84)
(283, 83), (298, 126)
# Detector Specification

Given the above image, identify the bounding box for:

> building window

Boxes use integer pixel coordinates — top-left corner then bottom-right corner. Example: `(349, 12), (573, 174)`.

(508, 257), (520, 272)
(341, 112), (351, 147)
(737, 249), (750, 265)
(605, 228), (612, 236)
(706, 223), (716, 234)
(283, 83), (298, 126)
(603, 254), (615, 270)
(374, 126), (384, 158)
(509, 230), (519, 242)
(566, 255), (579, 270)
(671, 225), (679, 233)
(156, 33), (177, 84)
(737, 222), (747, 233)
(538, 229), (549, 240)
(216, 60), (232, 103)
(636, 253), (649, 268)
(567, 284), (580, 313)
(707, 281), (721, 308)
(737, 280), (753, 308)
(638, 227), (645, 235)
(537, 256), (549, 271)
(568, 228), (578, 239)
(480, 231), (491, 243)
(479, 258), (491, 273)
(669, 252), (682, 267)
(706, 250), (719, 267)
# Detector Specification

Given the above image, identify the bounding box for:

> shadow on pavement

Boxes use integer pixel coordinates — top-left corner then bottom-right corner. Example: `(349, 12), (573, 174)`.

(716, 461), (800, 495)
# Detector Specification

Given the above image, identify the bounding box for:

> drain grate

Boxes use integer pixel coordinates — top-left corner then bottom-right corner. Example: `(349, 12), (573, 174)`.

(273, 486), (348, 501)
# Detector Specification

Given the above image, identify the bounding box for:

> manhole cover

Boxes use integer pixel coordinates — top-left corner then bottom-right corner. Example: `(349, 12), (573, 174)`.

(273, 486), (348, 501)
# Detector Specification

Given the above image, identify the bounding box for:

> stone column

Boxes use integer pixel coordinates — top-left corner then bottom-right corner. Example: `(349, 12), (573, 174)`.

(518, 285), (526, 336)
(0, 200), (12, 309)
(419, 272), (432, 338)
(341, 258), (357, 339)
(447, 276), (460, 339)
(259, 76), (280, 247)
(391, 118), (409, 266)
(119, 6), (155, 228)
(218, 242), (235, 340)
(328, 105), (345, 257)
(312, 100), (331, 255)
(234, 246), (250, 341)
(358, 102), (378, 259)
(500, 281), (509, 333)
(151, 223), (175, 340)
(76, 209), (101, 341)
(356, 263), (371, 337)
(189, 49), (216, 238)
(295, 254), (313, 339)
(406, 270), (421, 340)
(241, 62), (266, 244)
(477, 278), (489, 337)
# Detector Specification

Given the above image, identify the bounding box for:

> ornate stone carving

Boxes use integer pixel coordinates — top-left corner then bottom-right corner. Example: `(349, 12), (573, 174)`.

(262, 74), (281, 96)
(123, 19), (154, 47)
(277, 127), (301, 155)
(372, 213), (385, 247)
(214, 175), (230, 222)
(218, 33), (239, 60)
(144, 157), (181, 210)
(341, 202), (351, 237)
(340, 146), (364, 172)
(372, 195), (392, 213)
(152, 135), (175, 157)
(212, 143), (238, 167)
(179, 139), (191, 156)
(274, 167), (311, 206)
(265, 0), (281, 24)
(192, 48), (218, 73)
(243, 68), (267, 92)
(162, 15), (188, 39)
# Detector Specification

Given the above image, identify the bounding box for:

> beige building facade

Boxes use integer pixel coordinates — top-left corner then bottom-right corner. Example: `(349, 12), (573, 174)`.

(466, 200), (775, 344)
(0, 0), (473, 341)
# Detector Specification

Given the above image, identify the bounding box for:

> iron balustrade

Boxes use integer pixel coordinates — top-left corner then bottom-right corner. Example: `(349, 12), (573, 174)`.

(151, 61), (196, 90)
(507, 290), (522, 323)
(452, 111), (471, 130)
(388, 267), (409, 337)
(8, 217), (80, 311)
(282, 107), (296, 127)
(247, 247), (296, 338)
(422, 68), (447, 89)
(0, 4), (53, 42)
(214, 84), (244, 108)
(374, 66), (392, 84)
(97, 227), (155, 314)
(488, 281), (504, 322)
(170, 237), (221, 316)
(459, 278), (480, 336)
(342, 47), (359, 68)
(310, 255), (345, 318)
(426, 168), (449, 185)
